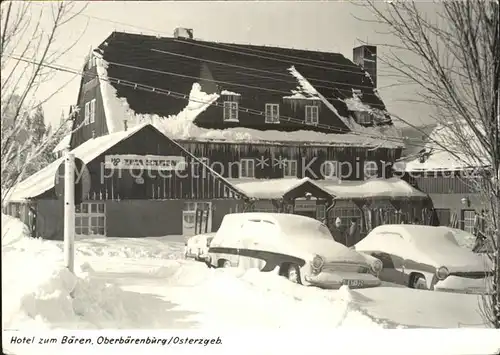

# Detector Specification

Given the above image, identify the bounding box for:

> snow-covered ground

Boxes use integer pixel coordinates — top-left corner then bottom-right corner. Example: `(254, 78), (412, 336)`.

(3, 214), (494, 334)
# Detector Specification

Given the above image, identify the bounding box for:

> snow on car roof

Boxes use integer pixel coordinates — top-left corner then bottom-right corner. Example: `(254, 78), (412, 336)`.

(221, 212), (331, 239)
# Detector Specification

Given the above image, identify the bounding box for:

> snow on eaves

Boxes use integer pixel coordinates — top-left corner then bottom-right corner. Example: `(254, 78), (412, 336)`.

(95, 55), (139, 133)
(315, 178), (428, 200)
(220, 90), (241, 96)
(51, 134), (71, 153)
(288, 66), (403, 148)
(6, 124), (148, 202)
(226, 177), (332, 200)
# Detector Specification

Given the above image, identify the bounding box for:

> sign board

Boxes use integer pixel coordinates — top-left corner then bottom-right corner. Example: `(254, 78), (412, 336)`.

(294, 200), (317, 211)
(54, 157), (91, 205)
(104, 154), (186, 171)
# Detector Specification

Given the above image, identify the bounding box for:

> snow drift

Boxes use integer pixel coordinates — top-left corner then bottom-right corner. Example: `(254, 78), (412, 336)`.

(1, 215), (181, 330)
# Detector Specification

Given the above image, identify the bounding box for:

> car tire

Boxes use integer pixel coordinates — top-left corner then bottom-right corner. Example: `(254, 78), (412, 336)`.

(220, 259), (231, 268)
(410, 274), (428, 290)
(286, 264), (302, 284)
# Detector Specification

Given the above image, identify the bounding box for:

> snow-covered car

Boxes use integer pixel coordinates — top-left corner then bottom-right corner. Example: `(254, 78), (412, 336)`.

(207, 213), (382, 289)
(355, 225), (493, 294)
(184, 232), (216, 261)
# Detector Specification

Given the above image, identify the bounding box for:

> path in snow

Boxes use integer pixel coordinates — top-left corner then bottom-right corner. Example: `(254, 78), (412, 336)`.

(85, 254), (487, 329)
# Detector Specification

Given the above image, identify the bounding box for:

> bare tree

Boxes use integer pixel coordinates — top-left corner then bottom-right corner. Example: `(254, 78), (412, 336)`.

(356, 0), (499, 327)
(1, 1), (87, 203)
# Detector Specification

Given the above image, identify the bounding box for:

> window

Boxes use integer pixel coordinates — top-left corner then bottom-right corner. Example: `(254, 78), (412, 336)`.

(84, 102), (90, 125)
(364, 161), (378, 180)
(283, 160), (297, 178)
(323, 160), (339, 180)
(316, 205), (326, 221)
(461, 209), (475, 234)
(223, 101), (238, 121)
(356, 112), (372, 125)
(75, 202), (105, 236)
(265, 104), (280, 123)
(239, 159), (255, 178)
(89, 99), (96, 123)
(305, 105), (319, 125)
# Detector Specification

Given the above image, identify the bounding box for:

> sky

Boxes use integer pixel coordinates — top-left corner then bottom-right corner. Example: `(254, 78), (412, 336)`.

(4, 0), (438, 129)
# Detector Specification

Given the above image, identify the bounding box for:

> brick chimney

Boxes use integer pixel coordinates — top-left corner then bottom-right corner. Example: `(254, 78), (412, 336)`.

(353, 45), (377, 88)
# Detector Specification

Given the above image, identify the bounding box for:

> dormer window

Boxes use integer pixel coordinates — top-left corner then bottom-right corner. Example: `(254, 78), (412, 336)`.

(305, 105), (319, 125)
(265, 104), (280, 123)
(356, 112), (372, 125)
(223, 101), (238, 122)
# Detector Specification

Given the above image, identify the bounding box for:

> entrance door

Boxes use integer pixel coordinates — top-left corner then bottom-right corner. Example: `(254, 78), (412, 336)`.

(182, 201), (212, 236)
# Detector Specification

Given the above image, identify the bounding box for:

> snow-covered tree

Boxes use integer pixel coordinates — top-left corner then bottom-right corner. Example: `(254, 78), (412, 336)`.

(358, 0), (499, 328)
(1, 1), (86, 203)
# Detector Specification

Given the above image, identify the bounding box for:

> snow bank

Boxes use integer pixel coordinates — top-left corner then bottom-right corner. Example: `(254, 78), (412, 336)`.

(2, 213), (31, 246)
(62, 236), (186, 260)
(2, 216), (178, 330)
(160, 264), (386, 329)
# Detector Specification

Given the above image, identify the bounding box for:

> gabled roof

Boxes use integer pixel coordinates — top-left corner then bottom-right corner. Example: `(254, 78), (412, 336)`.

(6, 124), (246, 202)
(226, 177), (334, 200)
(396, 122), (489, 172)
(92, 31), (402, 149)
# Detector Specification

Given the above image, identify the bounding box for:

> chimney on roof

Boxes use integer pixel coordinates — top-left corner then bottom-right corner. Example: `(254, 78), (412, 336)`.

(353, 45), (377, 88)
(173, 28), (193, 39)
(123, 120), (128, 131)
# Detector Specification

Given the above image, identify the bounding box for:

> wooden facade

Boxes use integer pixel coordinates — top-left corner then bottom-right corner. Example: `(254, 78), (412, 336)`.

(180, 141), (401, 180)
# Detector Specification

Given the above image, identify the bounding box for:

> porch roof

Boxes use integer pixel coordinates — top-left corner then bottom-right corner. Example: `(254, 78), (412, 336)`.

(226, 177), (335, 201)
(315, 177), (428, 200)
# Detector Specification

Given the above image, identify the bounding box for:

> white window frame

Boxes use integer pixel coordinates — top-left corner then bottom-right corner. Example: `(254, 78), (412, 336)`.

(283, 160), (298, 178)
(305, 105), (319, 125)
(364, 160), (378, 180)
(223, 101), (239, 121)
(84, 102), (90, 125)
(265, 103), (280, 123)
(75, 202), (106, 236)
(323, 160), (339, 180)
(89, 99), (96, 123)
(239, 159), (255, 178)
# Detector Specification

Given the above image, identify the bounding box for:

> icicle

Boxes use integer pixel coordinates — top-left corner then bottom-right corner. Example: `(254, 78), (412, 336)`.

(134, 84), (138, 89)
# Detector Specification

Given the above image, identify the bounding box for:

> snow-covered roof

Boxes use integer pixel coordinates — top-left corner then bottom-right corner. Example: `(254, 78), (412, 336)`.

(51, 134), (71, 153)
(6, 123), (246, 202)
(97, 59), (401, 148)
(95, 32), (403, 149)
(226, 177), (333, 200)
(396, 123), (489, 172)
(315, 178), (428, 200)
(6, 124), (149, 202)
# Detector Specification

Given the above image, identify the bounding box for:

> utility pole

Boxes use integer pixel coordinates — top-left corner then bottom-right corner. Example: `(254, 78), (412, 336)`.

(64, 152), (75, 273)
